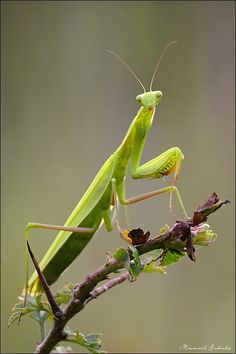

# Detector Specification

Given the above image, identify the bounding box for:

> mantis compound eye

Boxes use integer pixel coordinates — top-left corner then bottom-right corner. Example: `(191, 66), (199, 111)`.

(136, 95), (142, 103)
(155, 90), (163, 99)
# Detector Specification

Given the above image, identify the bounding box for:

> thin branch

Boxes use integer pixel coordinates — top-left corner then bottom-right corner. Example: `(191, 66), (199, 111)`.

(85, 271), (130, 304)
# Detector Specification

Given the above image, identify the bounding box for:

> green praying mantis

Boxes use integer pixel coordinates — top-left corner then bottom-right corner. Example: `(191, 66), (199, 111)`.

(24, 41), (188, 297)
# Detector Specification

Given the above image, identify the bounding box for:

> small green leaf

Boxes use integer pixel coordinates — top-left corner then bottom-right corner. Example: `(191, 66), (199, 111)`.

(141, 249), (164, 263)
(128, 246), (143, 279)
(193, 228), (217, 246)
(55, 282), (74, 305)
(113, 248), (130, 266)
(160, 249), (186, 267)
(159, 224), (170, 234)
(8, 294), (52, 327)
(141, 249), (166, 274)
(64, 328), (106, 354)
(8, 309), (22, 327)
(30, 310), (48, 322)
(86, 333), (102, 343)
(143, 262), (166, 274)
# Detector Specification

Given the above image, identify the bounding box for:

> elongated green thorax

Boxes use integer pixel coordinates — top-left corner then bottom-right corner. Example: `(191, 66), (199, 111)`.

(114, 89), (163, 181)
(113, 105), (156, 185)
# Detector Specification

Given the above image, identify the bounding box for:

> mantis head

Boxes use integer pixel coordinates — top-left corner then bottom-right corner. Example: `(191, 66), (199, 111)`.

(136, 91), (163, 109)
(107, 41), (177, 110)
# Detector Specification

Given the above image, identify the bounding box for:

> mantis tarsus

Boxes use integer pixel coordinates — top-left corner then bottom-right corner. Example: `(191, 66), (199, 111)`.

(24, 41), (188, 297)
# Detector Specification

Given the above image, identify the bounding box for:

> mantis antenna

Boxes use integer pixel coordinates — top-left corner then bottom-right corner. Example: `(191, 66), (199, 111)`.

(149, 41), (178, 91)
(106, 49), (146, 93)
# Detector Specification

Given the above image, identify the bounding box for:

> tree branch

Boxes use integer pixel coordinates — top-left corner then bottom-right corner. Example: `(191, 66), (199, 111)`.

(85, 271), (130, 304)
(31, 193), (229, 354)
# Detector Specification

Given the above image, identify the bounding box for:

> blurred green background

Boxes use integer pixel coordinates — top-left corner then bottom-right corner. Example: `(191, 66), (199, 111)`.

(1, 1), (235, 353)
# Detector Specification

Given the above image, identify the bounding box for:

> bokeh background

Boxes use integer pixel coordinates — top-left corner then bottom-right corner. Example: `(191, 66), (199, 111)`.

(1, 1), (235, 353)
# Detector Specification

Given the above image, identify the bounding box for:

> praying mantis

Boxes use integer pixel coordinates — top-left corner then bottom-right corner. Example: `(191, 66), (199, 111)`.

(24, 41), (188, 297)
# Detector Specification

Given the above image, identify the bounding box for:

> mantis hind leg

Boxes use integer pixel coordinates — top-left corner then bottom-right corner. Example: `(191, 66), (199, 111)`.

(117, 147), (188, 218)
(25, 222), (94, 237)
(110, 178), (132, 232)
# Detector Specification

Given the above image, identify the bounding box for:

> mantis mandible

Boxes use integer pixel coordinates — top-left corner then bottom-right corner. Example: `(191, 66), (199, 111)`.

(24, 41), (188, 296)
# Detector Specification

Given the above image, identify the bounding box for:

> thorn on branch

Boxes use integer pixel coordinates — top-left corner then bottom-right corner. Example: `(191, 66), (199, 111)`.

(26, 241), (64, 319)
